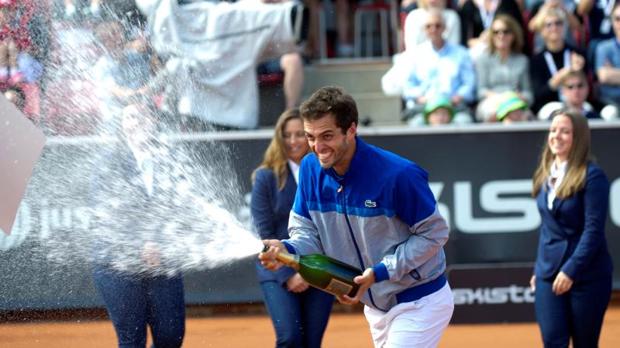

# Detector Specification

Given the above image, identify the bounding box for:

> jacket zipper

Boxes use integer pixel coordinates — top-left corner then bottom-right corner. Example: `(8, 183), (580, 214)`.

(339, 183), (382, 310)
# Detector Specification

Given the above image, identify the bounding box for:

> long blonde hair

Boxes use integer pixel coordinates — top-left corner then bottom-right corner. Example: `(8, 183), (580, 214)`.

(532, 109), (591, 199)
(252, 108), (307, 190)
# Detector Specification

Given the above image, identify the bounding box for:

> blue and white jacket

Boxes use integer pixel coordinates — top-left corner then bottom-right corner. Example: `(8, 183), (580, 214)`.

(284, 137), (449, 312)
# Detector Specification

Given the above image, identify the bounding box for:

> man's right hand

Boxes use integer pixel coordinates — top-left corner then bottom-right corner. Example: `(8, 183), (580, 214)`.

(259, 239), (286, 270)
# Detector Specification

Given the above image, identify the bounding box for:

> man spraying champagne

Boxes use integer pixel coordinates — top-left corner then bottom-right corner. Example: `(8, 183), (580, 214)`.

(260, 86), (454, 348)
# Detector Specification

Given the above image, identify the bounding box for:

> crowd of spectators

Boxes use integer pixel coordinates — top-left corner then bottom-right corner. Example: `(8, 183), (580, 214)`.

(3, 0), (620, 135)
(385, 0), (620, 126)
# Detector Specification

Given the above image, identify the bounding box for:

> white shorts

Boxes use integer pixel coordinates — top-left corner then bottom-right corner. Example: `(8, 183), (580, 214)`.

(364, 282), (454, 348)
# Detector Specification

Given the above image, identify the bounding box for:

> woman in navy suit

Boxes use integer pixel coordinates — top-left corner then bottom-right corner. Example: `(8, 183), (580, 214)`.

(530, 109), (613, 347)
(90, 104), (185, 348)
(251, 108), (334, 348)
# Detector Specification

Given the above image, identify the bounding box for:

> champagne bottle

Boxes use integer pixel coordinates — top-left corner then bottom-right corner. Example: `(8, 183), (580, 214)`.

(263, 246), (362, 297)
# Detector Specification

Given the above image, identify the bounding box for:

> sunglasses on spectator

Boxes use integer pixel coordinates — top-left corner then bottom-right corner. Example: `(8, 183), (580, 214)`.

(425, 23), (443, 29)
(564, 83), (586, 90)
(492, 29), (511, 35)
(544, 19), (564, 28)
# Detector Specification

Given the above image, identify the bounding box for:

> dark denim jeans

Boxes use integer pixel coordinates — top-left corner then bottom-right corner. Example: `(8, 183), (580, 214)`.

(93, 267), (185, 348)
(261, 281), (334, 348)
(535, 275), (611, 348)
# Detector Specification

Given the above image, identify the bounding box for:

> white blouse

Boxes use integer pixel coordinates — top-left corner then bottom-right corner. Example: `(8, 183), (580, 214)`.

(288, 159), (300, 184)
(547, 160), (567, 210)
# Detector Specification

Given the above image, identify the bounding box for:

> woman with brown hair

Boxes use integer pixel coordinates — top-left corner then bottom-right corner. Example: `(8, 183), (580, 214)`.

(251, 108), (333, 348)
(474, 14), (532, 122)
(530, 109), (613, 347)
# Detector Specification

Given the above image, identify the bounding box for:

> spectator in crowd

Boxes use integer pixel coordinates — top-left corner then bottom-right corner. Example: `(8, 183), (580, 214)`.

(494, 91), (534, 123)
(575, 0), (616, 64)
(63, 0), (103, 19)
(528, 0), (582, 53)
(251, 108), (334, 348)
(529, 7), (586, 113)
(402, 9), (475, 123)
(474, 14), (532, 122)
(595, 2), (620, 109)
(136, 0), (306, 130)
(538, 70), (603, 120)
(254, 0), (306, 110)
(458, 0), (525, 57)
(424, 96), (454, 125)
(90, 102), (185, 348)
(91, 19), (151, 132)
(404, 0), (461, 49)
(530, 109), (613, 348)
(260, 86), (454, 348)
(258, 53), (304, 110)
(333, 0), (355, 57)
(0, 1), (30, 84)
(407, 94), (474, 126)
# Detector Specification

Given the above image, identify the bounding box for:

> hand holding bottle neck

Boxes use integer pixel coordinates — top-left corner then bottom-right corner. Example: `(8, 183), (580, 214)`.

(274, 251), (300, 271)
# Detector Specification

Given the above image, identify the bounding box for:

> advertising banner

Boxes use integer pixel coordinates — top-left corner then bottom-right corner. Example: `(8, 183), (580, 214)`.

(1, 123), (619, 317)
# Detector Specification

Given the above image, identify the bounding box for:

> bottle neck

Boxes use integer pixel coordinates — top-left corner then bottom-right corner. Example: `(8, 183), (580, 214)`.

(275, 252), (300, 271)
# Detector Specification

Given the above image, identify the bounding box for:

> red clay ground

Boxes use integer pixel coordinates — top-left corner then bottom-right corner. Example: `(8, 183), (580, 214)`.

(1, 305), (619, 347)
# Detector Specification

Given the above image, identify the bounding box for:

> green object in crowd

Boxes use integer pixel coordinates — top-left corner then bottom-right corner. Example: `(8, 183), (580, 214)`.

(496, 92), (528, 121)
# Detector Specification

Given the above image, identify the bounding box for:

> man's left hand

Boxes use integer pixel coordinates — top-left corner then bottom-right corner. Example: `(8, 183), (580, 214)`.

(337, 268), (375, 305)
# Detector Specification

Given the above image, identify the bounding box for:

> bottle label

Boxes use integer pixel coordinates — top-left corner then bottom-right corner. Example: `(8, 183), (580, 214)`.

(324, 278), (353, 296)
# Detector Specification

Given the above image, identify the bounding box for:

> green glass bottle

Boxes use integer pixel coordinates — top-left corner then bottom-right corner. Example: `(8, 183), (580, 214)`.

(264, 246), (363, 297)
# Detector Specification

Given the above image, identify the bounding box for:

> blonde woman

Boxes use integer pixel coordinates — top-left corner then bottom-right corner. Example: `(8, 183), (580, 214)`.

(529, 7), (586, 112)
(530, 109), (612, 347)
(251, 108), (333, 348)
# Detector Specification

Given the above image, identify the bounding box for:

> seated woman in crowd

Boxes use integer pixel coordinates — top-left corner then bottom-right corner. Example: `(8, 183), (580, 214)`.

(458, 0), (525, 57)
(474, 14), (532, 122)
(529, 7), (587, 113)
(527, 0), (582, 53)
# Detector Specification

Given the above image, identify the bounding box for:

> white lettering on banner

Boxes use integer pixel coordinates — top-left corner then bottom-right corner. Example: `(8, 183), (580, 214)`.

(1, 178), (617, 251)
(0, 204), (31, 250)
(452, 180), (540, 233)
(452, 285), (535, 305)
(611, 178), (620, 227)
(429, 182), (451, 229)
(0, 202), (93, 251)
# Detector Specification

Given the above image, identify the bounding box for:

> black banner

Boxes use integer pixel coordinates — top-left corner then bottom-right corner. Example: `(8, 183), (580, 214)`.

(1, 123), (619, 313)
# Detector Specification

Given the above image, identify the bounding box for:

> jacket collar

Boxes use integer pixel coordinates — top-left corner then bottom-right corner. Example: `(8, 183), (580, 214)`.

(325, 136), (366, 184)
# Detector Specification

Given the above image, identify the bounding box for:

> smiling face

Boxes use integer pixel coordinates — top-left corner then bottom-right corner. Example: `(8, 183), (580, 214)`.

(303, 114), (357, 175)
(548, 114), (574, 162)
(282, 117), (309, 164)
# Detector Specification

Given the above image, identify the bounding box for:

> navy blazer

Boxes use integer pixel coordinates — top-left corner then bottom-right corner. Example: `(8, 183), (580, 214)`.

(535, 163), (613, 282)
(251, 166), (297, 284)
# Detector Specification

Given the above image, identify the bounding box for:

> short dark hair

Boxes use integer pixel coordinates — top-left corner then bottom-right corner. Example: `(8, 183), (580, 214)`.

(299, 86), (358, 133)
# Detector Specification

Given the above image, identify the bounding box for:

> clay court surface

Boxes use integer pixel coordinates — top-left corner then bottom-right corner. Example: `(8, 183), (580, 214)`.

(1, 304), (619, 348)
